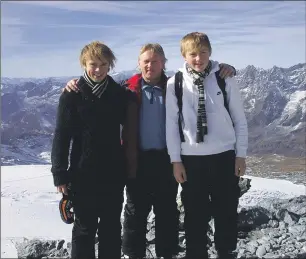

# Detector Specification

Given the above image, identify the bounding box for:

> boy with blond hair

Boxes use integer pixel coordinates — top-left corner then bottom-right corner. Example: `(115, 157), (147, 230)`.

(63, 42), (237, 259)
(51, 41), (131, 259)
(166, 32), (248, 259)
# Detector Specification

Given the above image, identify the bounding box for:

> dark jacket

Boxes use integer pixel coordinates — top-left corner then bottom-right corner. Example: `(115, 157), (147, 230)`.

(121, 72), (168, 178)
(51, 75), (130, 191)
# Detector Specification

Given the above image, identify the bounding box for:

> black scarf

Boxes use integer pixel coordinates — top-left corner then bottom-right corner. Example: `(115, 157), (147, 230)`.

(186, 61), (212, 143)
(83, 71), (108, 98)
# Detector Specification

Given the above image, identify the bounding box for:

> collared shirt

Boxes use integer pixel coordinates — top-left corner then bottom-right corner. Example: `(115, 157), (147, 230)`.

(139, 79), (166, 150)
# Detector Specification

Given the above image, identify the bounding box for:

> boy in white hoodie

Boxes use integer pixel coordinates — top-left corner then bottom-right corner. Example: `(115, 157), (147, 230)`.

(166, 32), (248, 259)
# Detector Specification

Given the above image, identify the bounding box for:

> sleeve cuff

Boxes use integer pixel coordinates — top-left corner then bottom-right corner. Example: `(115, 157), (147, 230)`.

(236, 149), (247, 158)
(53, 172), (70, 187)
(170, 153), (182, 163)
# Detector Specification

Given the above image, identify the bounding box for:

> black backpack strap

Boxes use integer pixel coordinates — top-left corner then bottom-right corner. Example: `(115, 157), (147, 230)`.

(215, 70), (230, 115)
(174, 71), (185, 142)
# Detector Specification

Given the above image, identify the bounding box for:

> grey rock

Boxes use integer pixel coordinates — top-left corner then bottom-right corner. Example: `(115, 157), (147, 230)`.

(263, 253), (281, 258)
(283, 196), (306, 216)
(238, 206), (271, 231)
(272, 244), (281, 251)
(15, 239), (61, 259)
(269, 219), (280, 228)
(256, 245), (267, 257)
(297, 236), (306, 242)
(246, 241), (259, 254)
(299, 217), (306, 225)
(279, 221), (288, 229)
(297, 252), (306, 258)
(289, 225), (306, 236)
(239, 177), (252, 197)
(56, 239), (65, 250)
(257, 236), (271, 244)
(263, 243), (272, 253)
(260, 196), (306, 217)
(276, 209), (300, 225)
(10, 191), (306, 259)
(238, 248), (246, 255)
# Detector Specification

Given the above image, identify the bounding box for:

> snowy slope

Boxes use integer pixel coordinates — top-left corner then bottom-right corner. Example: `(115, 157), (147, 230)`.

(1, 165), (306, 258)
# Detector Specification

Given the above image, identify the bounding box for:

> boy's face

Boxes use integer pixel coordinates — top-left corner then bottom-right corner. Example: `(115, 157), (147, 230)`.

(184, 46), (210, 72)
(138, 50), (164, 83)
(83, 56), (110, 82)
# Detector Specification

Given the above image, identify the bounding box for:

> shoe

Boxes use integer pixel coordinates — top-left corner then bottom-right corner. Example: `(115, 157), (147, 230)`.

(217, 250), (237, 259)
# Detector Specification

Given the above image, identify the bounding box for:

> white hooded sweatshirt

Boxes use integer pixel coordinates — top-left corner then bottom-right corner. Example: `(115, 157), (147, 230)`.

(166, 60), (248, 163)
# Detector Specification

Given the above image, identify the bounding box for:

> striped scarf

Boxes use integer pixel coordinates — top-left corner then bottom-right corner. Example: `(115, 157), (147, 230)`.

(186, 61), (212, 143)
(83, 71), (108, 98)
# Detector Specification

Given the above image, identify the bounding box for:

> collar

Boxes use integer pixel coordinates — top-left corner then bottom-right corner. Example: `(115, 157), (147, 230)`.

(125, 72), (168, 102)
(141, 79), (163, 90)
(126, 72), (168, 91)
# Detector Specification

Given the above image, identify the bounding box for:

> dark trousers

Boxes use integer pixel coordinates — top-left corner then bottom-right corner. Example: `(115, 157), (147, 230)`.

(122, 149), (179, 258)
(71, 184), (124, 259)
(181, 150), (240, 258)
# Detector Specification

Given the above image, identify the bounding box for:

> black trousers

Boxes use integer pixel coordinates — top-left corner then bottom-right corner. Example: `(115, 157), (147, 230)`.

(71, 183), (124, 259)
(181, 150), (240, 258)
(122, 149), (179, 258)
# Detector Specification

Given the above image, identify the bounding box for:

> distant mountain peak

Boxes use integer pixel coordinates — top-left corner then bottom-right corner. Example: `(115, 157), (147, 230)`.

(1, 63), (306, 165)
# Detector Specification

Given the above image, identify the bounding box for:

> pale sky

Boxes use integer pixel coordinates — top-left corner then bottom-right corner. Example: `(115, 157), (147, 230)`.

(1, 1), (305, 78)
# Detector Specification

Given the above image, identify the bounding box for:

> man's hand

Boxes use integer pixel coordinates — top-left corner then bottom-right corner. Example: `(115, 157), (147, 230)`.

(57, 184), (68, 195)
(219, 63), (236, 79)
(235, 157), (246, 177)
(62, 78), (79, 93)
(173, 162), (187, 183)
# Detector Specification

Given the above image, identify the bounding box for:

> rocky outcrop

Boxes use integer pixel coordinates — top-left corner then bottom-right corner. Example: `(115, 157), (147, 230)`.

(13, 180), (306, 259)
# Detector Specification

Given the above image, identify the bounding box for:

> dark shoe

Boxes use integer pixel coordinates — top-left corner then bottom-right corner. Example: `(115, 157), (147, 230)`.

(183, 255), (208, 259)
(217, 250), (237, 259)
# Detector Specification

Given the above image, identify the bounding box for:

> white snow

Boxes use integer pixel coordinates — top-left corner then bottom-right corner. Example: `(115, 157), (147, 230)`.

(1, 165), (306, 258)
(284, 90), (306, 113)
(41, 117), (52, 127)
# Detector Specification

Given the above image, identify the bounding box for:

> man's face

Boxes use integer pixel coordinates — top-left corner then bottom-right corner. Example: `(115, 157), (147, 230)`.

(84, 56), (110, 82)
(184, 46), (210, 72)
(138, 50), (164, 82)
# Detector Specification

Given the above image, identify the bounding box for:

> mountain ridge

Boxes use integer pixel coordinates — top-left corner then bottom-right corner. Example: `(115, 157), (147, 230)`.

(1, 63), (305, 165)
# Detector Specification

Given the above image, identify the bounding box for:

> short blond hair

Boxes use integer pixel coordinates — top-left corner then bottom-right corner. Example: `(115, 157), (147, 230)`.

(139, 43), (168, 68)
(79, 41), (117, 70)
(180, 32), (212, 57)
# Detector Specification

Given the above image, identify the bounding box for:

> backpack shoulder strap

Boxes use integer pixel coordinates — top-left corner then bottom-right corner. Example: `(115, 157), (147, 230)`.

(215, 70), (230, 115)
(174, 71), (185, 142)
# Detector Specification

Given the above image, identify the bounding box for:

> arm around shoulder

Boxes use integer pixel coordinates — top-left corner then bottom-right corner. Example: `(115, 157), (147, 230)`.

(225, 77), (248, 157)
(166, 76), (182, 163)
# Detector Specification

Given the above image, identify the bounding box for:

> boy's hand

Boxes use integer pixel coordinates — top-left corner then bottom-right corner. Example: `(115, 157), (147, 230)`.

(173, 162), (187, 183)
(57, 184), (68, 195)
(62, 78), (79, 93)
(235, 157), (246, 177)
(219, 63), (235, 79)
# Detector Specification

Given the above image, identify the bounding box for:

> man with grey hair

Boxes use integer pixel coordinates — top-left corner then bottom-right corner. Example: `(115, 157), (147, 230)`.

(64, 43), (236, 259)
(121, 43), (236, 259)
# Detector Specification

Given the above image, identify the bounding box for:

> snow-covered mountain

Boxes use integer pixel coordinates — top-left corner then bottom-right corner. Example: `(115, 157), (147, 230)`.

(1, 64), (305, 165)
(236, 63), (306, 157)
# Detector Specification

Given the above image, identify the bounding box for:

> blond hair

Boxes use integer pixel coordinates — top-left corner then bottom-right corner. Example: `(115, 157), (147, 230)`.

(138, 43), (168, 69)
(180, 32), (212, 57)
(79, 41), (117, 70)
